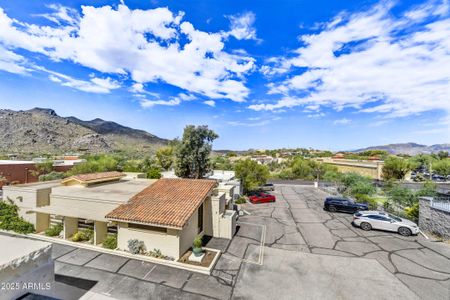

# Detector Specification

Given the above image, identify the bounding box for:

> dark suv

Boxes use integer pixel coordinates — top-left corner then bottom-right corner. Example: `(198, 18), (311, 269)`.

(323, 197), (368, 213)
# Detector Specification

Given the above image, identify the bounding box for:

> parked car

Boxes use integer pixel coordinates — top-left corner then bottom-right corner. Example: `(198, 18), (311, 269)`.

(352, 211), (419, 236)
(260, 183), (275, 191)
(248, 192), (276, 204)
(323, 197), (368, 213)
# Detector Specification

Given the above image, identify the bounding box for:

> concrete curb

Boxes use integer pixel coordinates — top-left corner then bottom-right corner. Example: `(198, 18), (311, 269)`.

(0, 230), (221, 275)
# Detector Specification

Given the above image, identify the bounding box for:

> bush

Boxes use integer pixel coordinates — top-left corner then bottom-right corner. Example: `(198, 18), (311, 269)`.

(102, 234), (118, 249)
(72, 228), (93, 242)
(405, 203), (419, 223)
(147, 167), (162, 179)
(147, 248), (165, 259)
(193, 235), (202, 248)
(0, 201), (35, 234)
(235, 197), (247, 204)
(354, 194), (378, 210)
(45, 224), (63, 237)
(128, 239), (145, 254)
(39, 171), (65, 182)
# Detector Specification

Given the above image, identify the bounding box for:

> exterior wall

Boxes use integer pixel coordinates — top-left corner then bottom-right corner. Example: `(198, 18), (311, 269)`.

(94, 221), (108, 245)
(179, 209), (200, 257)
(0, 163), (38, 187)
(35, 213), (50, 232)
(203, 196), (213, 236)
(49, 195), (121, 222)
(2, 186), (51, 226)
(63, 217), (78, 239)
(210, 193), (226, 237)
(419, 197), (450, 239)
(117, 222), (181, 259)
(321, 161), (383, 180)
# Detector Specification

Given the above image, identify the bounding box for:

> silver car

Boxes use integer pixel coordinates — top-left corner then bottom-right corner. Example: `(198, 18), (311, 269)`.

(352, 211), (419, 236)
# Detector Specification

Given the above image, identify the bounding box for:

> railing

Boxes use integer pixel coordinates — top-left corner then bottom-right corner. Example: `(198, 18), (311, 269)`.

(431, 197), (450, 212)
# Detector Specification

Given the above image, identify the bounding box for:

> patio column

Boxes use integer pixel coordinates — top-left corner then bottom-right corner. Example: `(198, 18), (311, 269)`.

(35, 213), (50, 233)
(94, 221), (108, 245)
(63, 217), (78, 239)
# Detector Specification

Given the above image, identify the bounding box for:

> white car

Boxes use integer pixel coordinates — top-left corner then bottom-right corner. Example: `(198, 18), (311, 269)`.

(352, 211), (419, 236)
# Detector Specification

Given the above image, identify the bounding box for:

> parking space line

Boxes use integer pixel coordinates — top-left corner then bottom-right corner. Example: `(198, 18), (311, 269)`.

(237, 221), (266, 266)
(143, 265), (157, 280)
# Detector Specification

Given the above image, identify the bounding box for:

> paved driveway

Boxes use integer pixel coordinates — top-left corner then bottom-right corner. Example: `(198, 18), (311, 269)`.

(12, 184), (450, 300)
(232, 185), (450, 300)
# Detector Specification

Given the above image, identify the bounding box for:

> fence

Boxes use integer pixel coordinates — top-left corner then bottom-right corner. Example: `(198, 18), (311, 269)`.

(430, 197), (450, 212)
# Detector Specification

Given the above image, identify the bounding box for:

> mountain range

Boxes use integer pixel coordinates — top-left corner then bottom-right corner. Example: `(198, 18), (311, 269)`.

(354, 143), (450, 155)
(0, 108), (167, 155)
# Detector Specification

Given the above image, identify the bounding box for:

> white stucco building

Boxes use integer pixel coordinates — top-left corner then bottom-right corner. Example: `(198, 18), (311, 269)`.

(2, 172), (237, 259)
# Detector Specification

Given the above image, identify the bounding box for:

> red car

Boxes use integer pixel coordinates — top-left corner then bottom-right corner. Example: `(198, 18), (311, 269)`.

(248, 192), (276, 204)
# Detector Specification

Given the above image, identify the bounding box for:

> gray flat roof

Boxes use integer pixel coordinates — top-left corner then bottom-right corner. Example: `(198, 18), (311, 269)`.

(0, 235), (51, 267)
(51, 178), (156, 202)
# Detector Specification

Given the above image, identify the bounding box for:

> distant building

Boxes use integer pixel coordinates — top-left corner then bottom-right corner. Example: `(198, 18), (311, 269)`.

(316, 157), (384, 180)
(0, 157), (85, 188)
(162, 169), (242, 198)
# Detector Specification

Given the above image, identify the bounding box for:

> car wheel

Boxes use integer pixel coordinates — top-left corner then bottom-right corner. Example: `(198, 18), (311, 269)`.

(398, 227), (412, 236)
(328, 205), (337, 212)
(360, 222), (372, 231)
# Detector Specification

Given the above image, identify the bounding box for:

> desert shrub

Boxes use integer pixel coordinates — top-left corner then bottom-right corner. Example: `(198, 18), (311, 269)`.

(235, 197), (247, 204)
(102, 234), (118, 249)
(193, 235), (203, 248)
(354, 194), (378, 210)
(45, 224), (63, 237)
(405, 202), (419, 223)
(147, 167), (162, 179)
(72, 228), (94, 242)
(0, 200), (35, 234)
(128, 239), (145, 254)
(39, 172), (65, 182)
(147, 248), (165, 259)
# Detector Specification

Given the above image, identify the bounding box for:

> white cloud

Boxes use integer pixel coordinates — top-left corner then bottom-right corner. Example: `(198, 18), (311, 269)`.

(253, 1), (450, 120)
(0, 45), (29, 74)
(43, 68), (120, 93)
(0, 4), (254, 101)
(227, 116), (280, 127)
(140, 97), (181, 108)
(36, 4), (80, 25)
(204, 100), (215, 107)
(225, 12), (259, 41)
(333, 118), (351, 125)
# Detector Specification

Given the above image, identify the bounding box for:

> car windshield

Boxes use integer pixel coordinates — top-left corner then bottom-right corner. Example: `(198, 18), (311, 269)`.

(388, 214), (402, 222)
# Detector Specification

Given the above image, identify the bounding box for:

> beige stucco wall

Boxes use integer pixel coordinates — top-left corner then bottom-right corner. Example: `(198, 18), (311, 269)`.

(179, 209), (200, 256)
(49, 195), (121, 222)
(2, 186), (52, 226)
(117, 222), (181, 259)
(203, 196), (213, 236)
(321, 161), (383, 180)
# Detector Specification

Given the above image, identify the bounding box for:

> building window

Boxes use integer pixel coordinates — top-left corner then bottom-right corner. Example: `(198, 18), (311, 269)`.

(128, 223), (167, 233)
(198, 203), (204, 233)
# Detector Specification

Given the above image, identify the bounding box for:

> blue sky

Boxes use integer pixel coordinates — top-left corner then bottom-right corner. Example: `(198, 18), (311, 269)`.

(0, 0), (449, 150)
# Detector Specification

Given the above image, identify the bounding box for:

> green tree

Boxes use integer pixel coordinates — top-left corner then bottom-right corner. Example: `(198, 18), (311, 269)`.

(382, 156), (413, 180)
(235, 159), (270, 193)
(174, 125), (218, 179)
(432, 159), (450, 176)
(66, 155), (118, 176)
(156, 146), (174, 170)
(437, 151), (449, 160)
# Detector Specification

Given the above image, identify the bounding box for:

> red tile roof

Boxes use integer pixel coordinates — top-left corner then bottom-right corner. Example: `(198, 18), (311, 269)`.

(63, 171), (125, 184)
(106, 178), (217, 229)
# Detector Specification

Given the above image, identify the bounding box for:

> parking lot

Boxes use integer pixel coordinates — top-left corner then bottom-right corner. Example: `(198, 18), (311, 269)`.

(16, 184), (450, 299)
